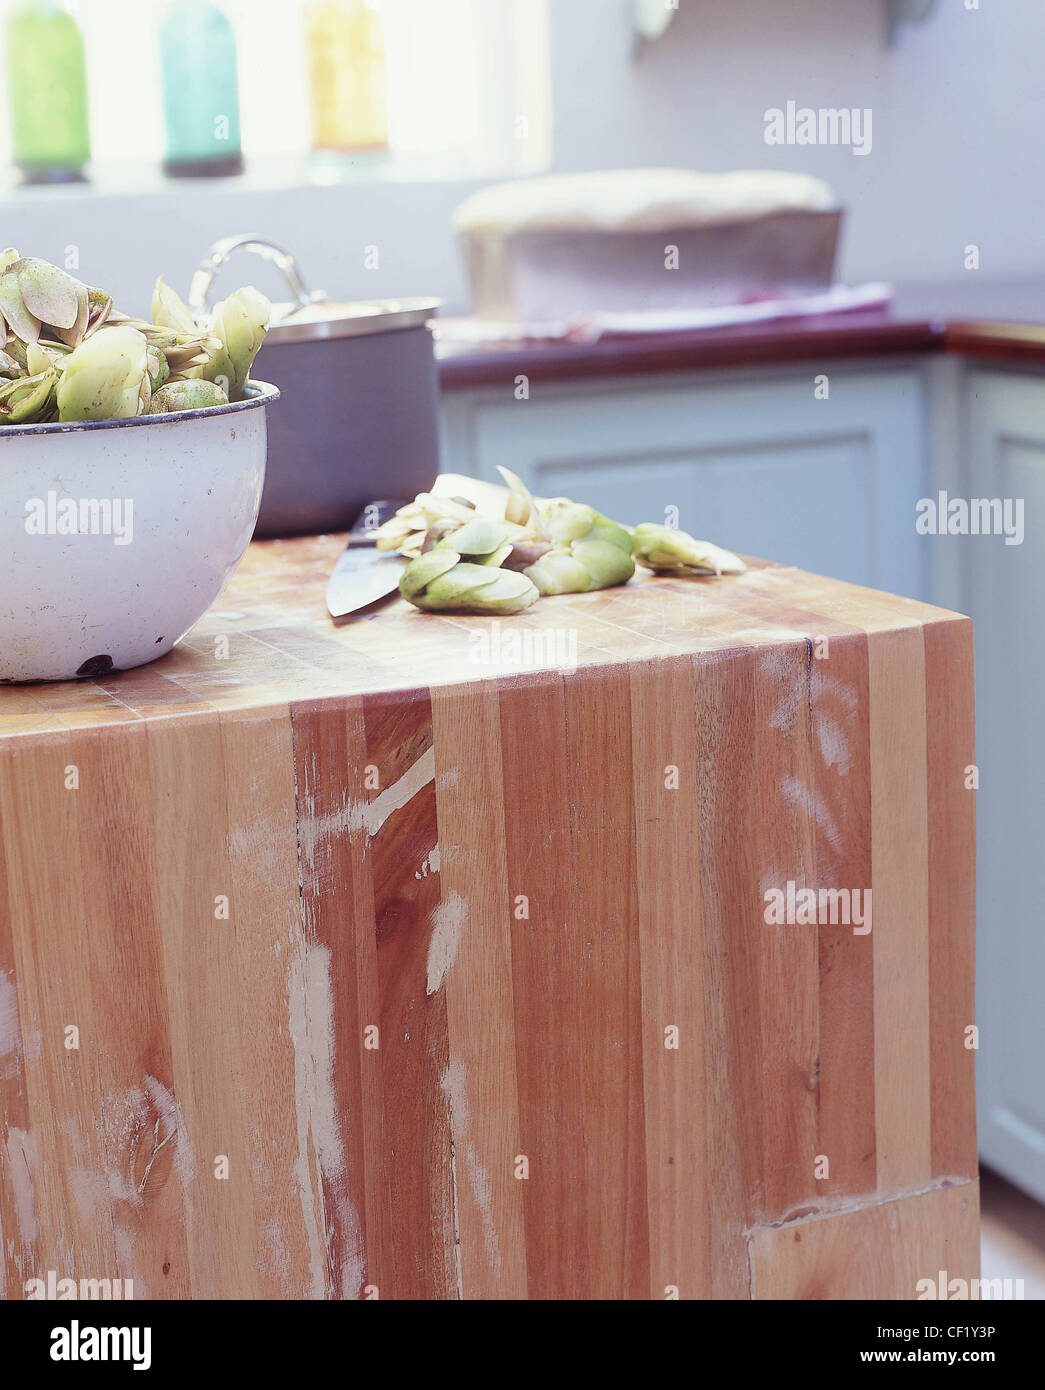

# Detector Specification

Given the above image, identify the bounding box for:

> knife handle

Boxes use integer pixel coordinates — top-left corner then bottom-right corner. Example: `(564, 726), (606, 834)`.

(349, 500), (407, 545)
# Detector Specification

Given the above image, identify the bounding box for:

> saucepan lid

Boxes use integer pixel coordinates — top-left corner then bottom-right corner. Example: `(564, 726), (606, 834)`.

(266, 296), (439, 343)
(189, 235), (439, 343)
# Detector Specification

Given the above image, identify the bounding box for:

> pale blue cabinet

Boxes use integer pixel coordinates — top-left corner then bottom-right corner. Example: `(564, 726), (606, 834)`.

(442, 355), (1045, 1203)
(962, 368), (1045, 1204)
(441, 362), (931, 599)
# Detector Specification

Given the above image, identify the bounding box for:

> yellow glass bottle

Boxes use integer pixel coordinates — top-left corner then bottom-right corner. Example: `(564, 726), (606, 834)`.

(307, 0), (388, 155)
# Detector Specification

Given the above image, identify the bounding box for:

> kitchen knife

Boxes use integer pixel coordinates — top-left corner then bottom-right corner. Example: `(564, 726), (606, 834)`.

(326, 501), (408, 618)
(325, 478), (533, 618)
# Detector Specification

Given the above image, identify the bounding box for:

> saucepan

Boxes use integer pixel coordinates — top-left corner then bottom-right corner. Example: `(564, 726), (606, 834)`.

(189, 235), (441, 538)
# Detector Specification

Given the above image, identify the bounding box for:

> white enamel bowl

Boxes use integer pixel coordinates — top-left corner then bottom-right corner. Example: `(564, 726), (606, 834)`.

(0, 381), (279, 682)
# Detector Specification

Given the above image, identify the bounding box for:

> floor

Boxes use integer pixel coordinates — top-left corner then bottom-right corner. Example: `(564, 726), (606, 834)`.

(979, 1167), (1045, 1299)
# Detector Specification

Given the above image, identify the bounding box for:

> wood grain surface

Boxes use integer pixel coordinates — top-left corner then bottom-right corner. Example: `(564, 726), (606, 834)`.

(751, 1184), (980, 1301)
(0, 539), (977, 1299)
(438, 315), (1045, 395)
(437, 311), (943, 390)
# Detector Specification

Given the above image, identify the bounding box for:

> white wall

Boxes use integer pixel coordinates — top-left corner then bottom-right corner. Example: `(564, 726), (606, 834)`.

(553, 0), (1044, 290)
(0, 0), (1039, 316)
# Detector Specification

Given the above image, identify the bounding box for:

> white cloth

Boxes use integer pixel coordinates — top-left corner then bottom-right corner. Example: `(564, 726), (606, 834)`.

(433, 283), (895, 347)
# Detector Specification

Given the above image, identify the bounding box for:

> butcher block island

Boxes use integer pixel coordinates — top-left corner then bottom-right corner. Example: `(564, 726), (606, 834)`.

(0, 536), (977, 1301)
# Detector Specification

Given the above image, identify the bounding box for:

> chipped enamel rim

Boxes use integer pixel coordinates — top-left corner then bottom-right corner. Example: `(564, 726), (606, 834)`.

(0, 379), (279, 436)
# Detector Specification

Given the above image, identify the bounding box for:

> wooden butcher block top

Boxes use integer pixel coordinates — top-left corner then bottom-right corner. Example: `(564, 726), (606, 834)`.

(0, 537), (978, 1300)
(0, 536), (969, 737)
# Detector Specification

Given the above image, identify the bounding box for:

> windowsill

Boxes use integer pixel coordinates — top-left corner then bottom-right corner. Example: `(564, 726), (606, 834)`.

(0, 149), (547, 202)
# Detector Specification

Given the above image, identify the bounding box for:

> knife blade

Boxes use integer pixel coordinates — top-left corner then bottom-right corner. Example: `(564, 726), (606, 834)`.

(326, 501), (408, 618)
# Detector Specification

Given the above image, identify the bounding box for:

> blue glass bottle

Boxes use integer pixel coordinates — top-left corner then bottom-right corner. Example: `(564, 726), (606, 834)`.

(160, 0), (243, 177)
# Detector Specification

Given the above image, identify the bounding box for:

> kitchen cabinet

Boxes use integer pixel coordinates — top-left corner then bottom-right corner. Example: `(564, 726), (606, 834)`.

(441, 360), (931, 599)
(962, 366), (1045, 1204)
(440, 331), (1045, 1209)
(0, 538), (977, 1299)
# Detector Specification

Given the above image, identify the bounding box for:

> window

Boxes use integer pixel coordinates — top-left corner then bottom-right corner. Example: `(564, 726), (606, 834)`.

(0, 0), (552, 184)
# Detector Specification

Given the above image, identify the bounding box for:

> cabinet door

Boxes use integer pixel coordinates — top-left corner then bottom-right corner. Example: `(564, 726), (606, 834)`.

(965, 369), (1045, 1203)
(440, 365), (929, 598)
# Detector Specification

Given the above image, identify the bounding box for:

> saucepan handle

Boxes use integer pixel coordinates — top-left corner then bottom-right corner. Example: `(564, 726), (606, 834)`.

(188, 234), (316, 314)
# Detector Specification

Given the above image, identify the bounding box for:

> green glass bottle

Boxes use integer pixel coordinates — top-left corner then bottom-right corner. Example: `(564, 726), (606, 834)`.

(4, 0), (90, 184)
(160, 0), (243, 177)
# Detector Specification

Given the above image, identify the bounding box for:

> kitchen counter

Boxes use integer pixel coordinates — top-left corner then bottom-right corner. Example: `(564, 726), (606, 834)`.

(437, 308), (1045, 389)
(0, 539), (978, 1299)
